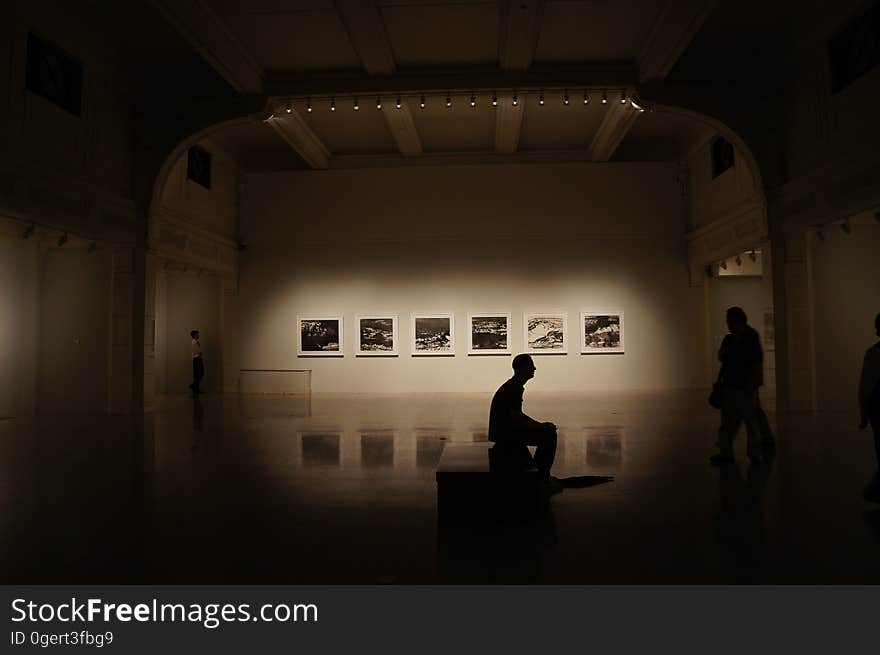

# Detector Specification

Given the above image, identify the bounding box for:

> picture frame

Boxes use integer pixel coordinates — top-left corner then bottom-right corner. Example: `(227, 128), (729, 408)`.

(523, 312), (567, 355)
(411, 313), (455, 356)
(580, 311), (624, 354)
(355, 314), (399, 356)
(297, 316), (343, 357)
(467, 312), (512, 355)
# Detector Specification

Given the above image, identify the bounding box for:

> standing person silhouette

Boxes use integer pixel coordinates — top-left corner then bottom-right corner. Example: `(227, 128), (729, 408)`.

(488, 354), (559, 486)
(858, 312), (880, 502)
(189, 329), (204, 395)
(711, 307), (769, 466)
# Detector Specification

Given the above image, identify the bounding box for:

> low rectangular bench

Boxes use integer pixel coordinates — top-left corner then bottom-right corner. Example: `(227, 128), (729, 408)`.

(435, 442), (543, 521)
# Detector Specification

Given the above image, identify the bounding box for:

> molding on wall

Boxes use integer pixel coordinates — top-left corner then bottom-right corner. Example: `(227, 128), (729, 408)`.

(686, 197), (767, 271)
(149, 209), (239, 275)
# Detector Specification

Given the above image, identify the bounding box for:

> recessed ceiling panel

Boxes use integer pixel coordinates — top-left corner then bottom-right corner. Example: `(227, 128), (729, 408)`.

(379, 1), (499, 68)
(300, 99), (399, 155)
(211, 121), (310, 172)
(611, 110), (706, 162)
(408, 94), (495, 153)
(519, 91), (605, 150)
(535, 0), (665, 63)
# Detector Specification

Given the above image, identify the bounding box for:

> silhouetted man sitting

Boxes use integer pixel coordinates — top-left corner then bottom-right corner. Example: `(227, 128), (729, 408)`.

(488, 354), (559, 487)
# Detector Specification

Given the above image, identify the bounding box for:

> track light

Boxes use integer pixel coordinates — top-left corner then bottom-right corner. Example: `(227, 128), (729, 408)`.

(840, 219), (851, 235)
(602, 90), (607, 104)
(469, 94), (476, 107)
(419, 93), (425, 109)
(87, 241), (97, 254)
(816, 228), (825, 242)
(57, 233), (68, 247)
(306, 99), (312, 113)
(446, 94), (451, 108)
(353, 97), (359, 111)
(749, 249), (757, 262)
(583, 90), (589, 106)
(538, 91), (544, 106)
(512, 93), (518, 106)
(492, 92), (498, 107)
(630, 98), (645, 112)
(285, 100), (292, 114)
(376, 96), (382, 110)
(23, 224), (35, 239)
(396, 96), (401, 109)
(719, 260), (727, 270)
(735, 255), (743, 266)
(330, 98), (336, 112)
(563, 90), (569, 105)
(620, 90), (627, 104)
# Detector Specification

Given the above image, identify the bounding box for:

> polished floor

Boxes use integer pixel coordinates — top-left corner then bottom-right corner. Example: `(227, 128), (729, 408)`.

(1, 390), (878, 584)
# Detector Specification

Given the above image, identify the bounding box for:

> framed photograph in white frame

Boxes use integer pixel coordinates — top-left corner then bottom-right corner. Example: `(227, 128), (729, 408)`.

(580, 311), (624, 354)
(467, 312), (512, 355)
(523, 312), (567, 355)
(355, 314), (399, 356)
(411, 313), (455, 356)
(297, 315), (344, 357)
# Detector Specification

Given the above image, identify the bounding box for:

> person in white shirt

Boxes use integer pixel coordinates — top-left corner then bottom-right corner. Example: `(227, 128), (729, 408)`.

(859, 312), (880, 501)
(189, 329), (204, 395)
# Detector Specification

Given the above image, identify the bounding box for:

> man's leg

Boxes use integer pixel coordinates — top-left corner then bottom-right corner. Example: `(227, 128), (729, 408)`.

(756, 395), (775, 448)
(717, 387), (742, 459)
(740, 389), (763, 462)
(523, 429), (557, 478)
(193, 358), (204, 393)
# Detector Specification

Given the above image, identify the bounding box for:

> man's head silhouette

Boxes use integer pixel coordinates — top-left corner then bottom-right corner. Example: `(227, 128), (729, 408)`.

(512, 353), (537, 383)
(726, 306), (748, 334)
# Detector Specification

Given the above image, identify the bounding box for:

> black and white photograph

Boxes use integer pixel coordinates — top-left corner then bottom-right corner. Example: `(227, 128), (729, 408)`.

(580, 311), (624, 354)
(524, 312), (567, 354)
(411, 314), (454, 356)
(468, 313), (511, 355)
(297, 316), (343, 356)
(356, 315), (399, 356)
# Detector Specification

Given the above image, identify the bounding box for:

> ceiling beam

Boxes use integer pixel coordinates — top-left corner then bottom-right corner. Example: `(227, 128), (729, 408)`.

(495, 1), (544, 154)
(265, 112), (330, 170)
(268, 67), (635, 100)
(638, 0), (716, 83)
(588, 101), (641, 162)
(335, 0), (422, 157)
(147, 0), (264, 95)
(589, 0), (714, 162)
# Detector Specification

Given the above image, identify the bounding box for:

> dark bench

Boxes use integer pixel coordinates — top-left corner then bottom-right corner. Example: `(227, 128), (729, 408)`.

(435, 442), (544, 521)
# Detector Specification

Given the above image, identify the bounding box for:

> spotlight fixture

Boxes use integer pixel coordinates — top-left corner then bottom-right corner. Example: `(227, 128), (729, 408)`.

(23, 224), (35, 239)
(57, 233), (68, 247)
(840, 219), (852, 235)
(735, 255), (743, 266)
(563, 90), (569, 105)
(538, 91), (544, 106)
(420, 93), (425, 109)
(469, 94), (476, 108)
(601, 90), (608, 104)
(396, 95), (401, 110)
(630, 98), (645, 112)
(749, 249), (757, 262)
(583, 90), (589, 106)
(330, 98), (336, 112)
(620, 89), (627, 104)
(492, 92), (498, 107)
(306, 99), (312, 113)
(512, 93), (518, 107)
(87, 241), (97, 254)
(353, 97), (359, 111)
(446, 94), (451, 108)
(719, 260), (728, 270)
(285, 100), (292, 114)
(376, 96), (382, 110)
(816, 227), (825, 242)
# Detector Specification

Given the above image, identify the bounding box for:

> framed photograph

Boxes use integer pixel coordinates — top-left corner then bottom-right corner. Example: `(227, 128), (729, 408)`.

(580, 311), (624, 354)
(297, 316), (343, 356)
(523, 312), (567, 355)
(356, 314), (399, 356)
(468, 313), (511, 355)
(411, 313), (454, 356)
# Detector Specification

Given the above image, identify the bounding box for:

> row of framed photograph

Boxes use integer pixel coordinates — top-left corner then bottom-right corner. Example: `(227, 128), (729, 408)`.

(297, 311), (624, 357)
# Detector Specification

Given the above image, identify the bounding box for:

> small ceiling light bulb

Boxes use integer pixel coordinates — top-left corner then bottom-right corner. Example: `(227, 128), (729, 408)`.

(330, 98), (336, 112)
(538, 91), (544, 106)
(583, 90), (589, 106)
(306, 99), (312, 113)
(563, 90), (569, 105)
(492, 92), (498, 107)
(620, 90), (627, 104)
(602, 90), (608, 104)
(512, 93), (518, 106)
(469, 94), (476, 107)
(396, 96), (401, 109)
(735, 255), (743, 266)
(420, 93), (425, 109)
(630, 98), (645, 112)
(376, 96), (382, 110)
(446, 94), (452, 108)
(353, 97), (359, 111)
(285, 100), (292, 114)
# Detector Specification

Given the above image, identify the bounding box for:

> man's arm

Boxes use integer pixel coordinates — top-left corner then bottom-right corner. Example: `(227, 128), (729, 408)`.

(510, 408), (554, 432)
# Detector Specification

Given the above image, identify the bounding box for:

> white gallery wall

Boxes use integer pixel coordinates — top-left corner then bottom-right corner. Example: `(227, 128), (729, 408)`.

(239, 162), (703, 393)
(811, 222), (880, 412)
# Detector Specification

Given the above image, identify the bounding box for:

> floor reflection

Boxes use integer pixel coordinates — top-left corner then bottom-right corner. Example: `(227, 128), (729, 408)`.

(300, 433), (341, 467)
